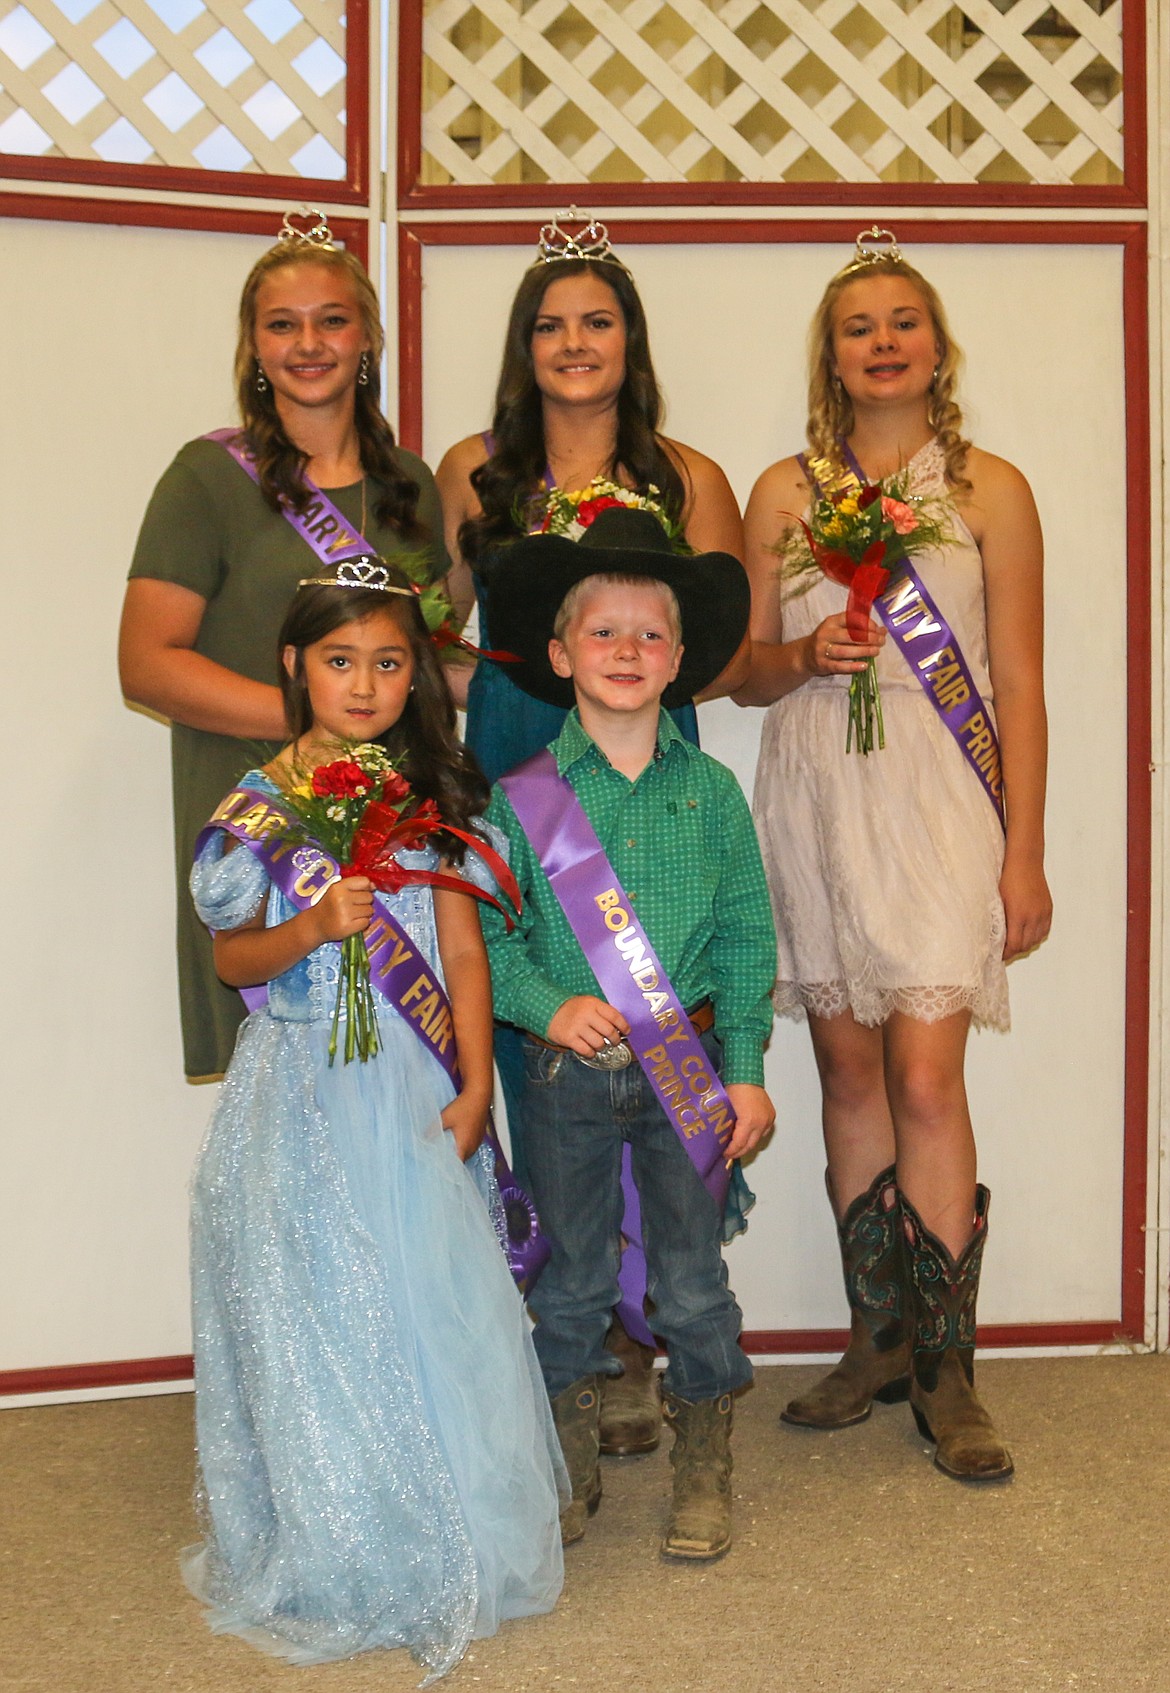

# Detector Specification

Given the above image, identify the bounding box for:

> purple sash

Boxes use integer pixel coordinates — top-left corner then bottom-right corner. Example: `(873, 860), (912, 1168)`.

(206, 429), (373, 567)
(501, 750), (735, 1344)
(806, 445), (1006, 829)
(196, 785), (549, 1289)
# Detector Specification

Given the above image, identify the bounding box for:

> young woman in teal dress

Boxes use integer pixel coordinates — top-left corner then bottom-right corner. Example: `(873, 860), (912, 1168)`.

(120, 216), (451, 1079)
(185, 560), (564, 1675)
(435, 216), (746, 1458)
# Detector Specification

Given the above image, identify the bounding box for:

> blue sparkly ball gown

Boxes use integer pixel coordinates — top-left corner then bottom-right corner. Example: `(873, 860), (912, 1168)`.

(184, 781), (565, 1680)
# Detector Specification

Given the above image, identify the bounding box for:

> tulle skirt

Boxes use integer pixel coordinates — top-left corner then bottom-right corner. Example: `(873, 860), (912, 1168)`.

(185, 1006), (565, 1680)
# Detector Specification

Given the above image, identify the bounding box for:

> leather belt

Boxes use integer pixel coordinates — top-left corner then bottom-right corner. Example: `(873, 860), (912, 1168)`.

(531, 998), (714, 1071)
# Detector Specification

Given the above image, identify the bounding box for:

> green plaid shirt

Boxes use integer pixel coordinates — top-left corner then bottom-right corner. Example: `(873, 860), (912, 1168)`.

(483, 710), (776, 1085)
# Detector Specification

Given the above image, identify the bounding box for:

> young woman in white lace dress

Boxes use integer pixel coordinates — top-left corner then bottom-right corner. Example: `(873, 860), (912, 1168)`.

(735, 233), (1052, 1480)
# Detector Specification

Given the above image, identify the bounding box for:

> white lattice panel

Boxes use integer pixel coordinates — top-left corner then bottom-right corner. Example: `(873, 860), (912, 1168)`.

(419, 0), (1124, 188)
(0, 0), (347, 176)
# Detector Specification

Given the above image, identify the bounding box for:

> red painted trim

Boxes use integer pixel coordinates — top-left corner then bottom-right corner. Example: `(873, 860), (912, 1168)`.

(1, 1318), (1138, 1394)
(400, 216), (1152, 1345)
(1122, 0), (1149, 204)
(0, 0), (369, 202)
(403, 183), (1144, 213)
(742, 1322), (1135, 1355)
(0, 1355), (194, 1396)
(1119, 219), (1151, 1338)
(397, 0), (424, 216)
(397, 224), (424, 448)
(396, 0), (1145, 209)
(0, 193), (370, 267)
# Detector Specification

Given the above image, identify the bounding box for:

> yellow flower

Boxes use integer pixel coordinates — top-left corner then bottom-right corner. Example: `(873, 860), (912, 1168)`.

(837, 496), (859, 517)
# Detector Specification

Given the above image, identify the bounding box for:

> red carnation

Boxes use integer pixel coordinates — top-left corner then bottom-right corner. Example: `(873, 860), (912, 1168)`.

(311, 760), (370, 799)
(576, 495), (625, 528)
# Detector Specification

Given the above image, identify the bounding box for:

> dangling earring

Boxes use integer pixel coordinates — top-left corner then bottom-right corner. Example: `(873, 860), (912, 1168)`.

(930, 364), (939, 391)
(255, 360), (269, 394)
(832, 372), (844, 398)
(358, 351), (370, 387)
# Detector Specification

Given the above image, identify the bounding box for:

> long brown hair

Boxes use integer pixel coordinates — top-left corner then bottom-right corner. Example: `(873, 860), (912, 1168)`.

(278, 569), (488, 849)
(235, 246), (423, 536)
(806, 257), (971, 490)
(460, 258), (688, 569)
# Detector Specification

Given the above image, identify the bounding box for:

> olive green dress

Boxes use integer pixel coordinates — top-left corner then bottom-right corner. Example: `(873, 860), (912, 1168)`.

(129, 436), (451, 1078)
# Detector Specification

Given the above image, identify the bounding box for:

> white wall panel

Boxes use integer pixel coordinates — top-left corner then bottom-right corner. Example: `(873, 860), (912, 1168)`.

(0, 223), (1131, 1395)
(421, 236), (1128, 1332)
(0, 218), (271, 1382)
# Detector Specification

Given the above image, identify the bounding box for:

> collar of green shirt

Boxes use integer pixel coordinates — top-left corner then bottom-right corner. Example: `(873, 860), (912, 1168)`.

(551, 706), (695, 780)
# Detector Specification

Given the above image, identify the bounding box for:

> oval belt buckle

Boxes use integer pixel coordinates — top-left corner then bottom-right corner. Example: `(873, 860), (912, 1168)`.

(581, 1039), (633, 1071)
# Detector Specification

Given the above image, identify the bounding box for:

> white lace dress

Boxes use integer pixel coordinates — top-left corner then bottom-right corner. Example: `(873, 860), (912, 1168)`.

(752, 438), (1009, 1030)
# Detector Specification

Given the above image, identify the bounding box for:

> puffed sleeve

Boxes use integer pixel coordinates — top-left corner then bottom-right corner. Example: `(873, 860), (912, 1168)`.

(189, 832), (268, 932)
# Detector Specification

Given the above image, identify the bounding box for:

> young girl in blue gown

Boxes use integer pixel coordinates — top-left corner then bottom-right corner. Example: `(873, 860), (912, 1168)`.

(185, 558), (565, 1680)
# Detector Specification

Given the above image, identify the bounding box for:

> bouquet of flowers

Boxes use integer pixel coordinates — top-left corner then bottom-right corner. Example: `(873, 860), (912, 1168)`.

(783, 458), (950, 754)
(275, 742), (518, 1064)
(521, 477), (688, 546)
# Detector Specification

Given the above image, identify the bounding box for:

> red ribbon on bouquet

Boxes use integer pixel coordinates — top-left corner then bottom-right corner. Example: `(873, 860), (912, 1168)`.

(431, 624), (522, 665)
(341, 798), (523, 931)
(794, 482), (892, 641)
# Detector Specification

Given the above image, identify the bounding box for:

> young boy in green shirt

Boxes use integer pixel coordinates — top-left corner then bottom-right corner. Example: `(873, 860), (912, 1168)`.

(479, 507), (776, 1561)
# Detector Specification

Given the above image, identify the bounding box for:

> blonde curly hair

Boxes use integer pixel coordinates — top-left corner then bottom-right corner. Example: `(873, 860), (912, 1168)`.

(806, 257), (971, 491)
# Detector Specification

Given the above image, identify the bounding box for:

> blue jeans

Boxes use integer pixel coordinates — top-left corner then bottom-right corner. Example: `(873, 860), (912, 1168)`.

(520, 1028), (753, 1402)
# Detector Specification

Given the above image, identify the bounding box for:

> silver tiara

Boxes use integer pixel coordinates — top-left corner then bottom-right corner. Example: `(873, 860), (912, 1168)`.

(533, 207), (631, 275)
(839, 225), (904, 275)
(299, 556), (417, 594)
(277, 205), (335, 250)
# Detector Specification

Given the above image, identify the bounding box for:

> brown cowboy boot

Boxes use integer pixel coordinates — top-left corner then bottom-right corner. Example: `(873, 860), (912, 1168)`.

(901, 1185), (1013, 1482)
(599, 1317), (662, 1456)
(660, 1390), (734, 1561)
(550, 1375), (603, 1544)
(781, 1165), (912, 1429)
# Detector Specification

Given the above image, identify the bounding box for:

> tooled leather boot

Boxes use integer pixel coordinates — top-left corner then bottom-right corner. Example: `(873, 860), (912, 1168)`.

(550, 1375), (603, 1544)
(660, 1390), (734, 1561)
(901, 1185), (1013, 1482)
(781, 1165), (912, 1429)
(599, 1317), (662, 1456)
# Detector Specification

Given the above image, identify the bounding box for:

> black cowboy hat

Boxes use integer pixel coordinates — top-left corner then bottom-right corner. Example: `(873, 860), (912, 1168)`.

(481, 506), (750, 710)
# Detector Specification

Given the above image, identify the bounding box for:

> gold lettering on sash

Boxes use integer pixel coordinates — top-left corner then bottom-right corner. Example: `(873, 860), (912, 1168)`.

(410, 990), (440, 1030)
(884, 578), (918, 619)
(664, 1021), (689, 1045)
(309, 513), (338, 541)
(901, 611), (942, 642)
(655, 1008), (680, 1033)
(368, 923), (413, 978)
(401, 971), (434, 1009)
(293, 858), (339, 903)
(428, 1005), (455, 1054)
(212, 790), (249, 822)
(234, 803), (272, 837)
(326, 528), (361, 555)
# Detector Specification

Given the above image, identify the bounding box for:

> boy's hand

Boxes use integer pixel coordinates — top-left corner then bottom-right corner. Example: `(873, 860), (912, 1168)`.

(312, 876), (374, 944)
(546, 996), (630, 1057)
(441, 1089), (490, 1161)
(723, 1084), (775, 1160)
